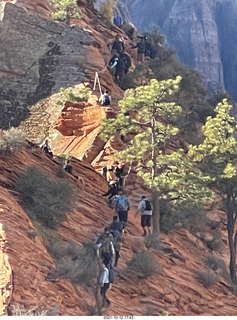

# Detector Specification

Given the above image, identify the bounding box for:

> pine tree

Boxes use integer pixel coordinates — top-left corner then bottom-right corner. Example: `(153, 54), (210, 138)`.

(52, 0), (81, 24)
(189, 99), (237, 283)
(101, 77), (211, 235)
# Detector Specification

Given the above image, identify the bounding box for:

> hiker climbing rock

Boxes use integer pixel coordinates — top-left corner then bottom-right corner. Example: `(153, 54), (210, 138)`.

(119, 52), (131, 74)
(100, 263), (111, 307)
(131, 37), (147, 63)
(102, 182), (119, 208)
(99, 231), (115, 267)
(115, 190), (131, 228)
(64, 159), (78, 179)
(111, 34), (124, 56)
(99, 90), (111, 106)
(114, 161), (125, 190)
(113, 13), (122, 26)
(109, 215), (124, 233)
(41, 139), (53, 157)
(101, 166), (108, 180)
(136, 195), (153, 236)
(108, 54), (125, 87)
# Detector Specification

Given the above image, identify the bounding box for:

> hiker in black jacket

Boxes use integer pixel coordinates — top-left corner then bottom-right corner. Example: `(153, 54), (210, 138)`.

(131, 37), (146, 63)
(111, 34), (125, 56)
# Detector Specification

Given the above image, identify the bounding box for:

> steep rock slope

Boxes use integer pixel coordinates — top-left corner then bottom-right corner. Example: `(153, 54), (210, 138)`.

(120, 0), (237, 100)
(0, 145), (237, 315)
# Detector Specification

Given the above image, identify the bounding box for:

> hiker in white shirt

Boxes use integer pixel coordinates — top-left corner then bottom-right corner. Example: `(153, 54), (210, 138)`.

(136, 195), (152, 236)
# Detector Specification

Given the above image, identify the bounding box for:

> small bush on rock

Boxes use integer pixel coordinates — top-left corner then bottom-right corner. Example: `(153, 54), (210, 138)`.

(99, 0), (117, 20)
(15, 166), (75, 228)
(195, 270), (219, 288)
(127, 251), (158, 278)
(0, 127), (25, 156)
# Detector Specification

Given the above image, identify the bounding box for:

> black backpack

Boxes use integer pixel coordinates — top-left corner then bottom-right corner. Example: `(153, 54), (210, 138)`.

(145, 199), (152, 210)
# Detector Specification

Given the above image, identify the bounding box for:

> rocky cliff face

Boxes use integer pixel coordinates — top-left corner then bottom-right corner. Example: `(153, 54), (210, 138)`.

(0, 0), (126, 130)
(120, 0), (237, 100)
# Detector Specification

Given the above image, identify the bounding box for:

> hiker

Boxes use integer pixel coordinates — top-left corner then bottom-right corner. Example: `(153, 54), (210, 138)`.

(136, 195), (153, 236)
(108, 54), (125, 87)
(99, 231), (115, 267)
(102, 182), (119, 208)
(111, 34), (124, 56)
(41, 139), (53, 157)
(115, 190), (131, 227)
(101, 166), (108, 180)
(100, 263), (111, 307)
(102, 182), (118, 199)
(110, 229), (122, 267)
(64, 159), (78, 179)
(119, 52), (131, 74)
(131, 37), (146, 63)
(99, 90), (111, 106)
(109, 215), (124, 233)
(113, 13), (122, 26)
(64, 159), (73, 174)
(114, 161), (125, 190)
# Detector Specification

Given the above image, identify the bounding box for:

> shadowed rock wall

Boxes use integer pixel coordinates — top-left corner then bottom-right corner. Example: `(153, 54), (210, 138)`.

(120, 0), (237, 101)
(0, 2), (93, 129)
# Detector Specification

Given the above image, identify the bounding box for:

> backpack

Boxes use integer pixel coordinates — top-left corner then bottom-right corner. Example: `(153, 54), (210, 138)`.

(109, 195), (119, 209)
(145, 199), (152, 211)
(117, 196), (128, 211)
(108, 266), (115, 283)
(103, 95), (110, 106)
(101, 237), (113, 257)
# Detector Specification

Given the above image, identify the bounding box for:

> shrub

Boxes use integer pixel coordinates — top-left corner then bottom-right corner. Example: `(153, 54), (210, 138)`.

(8, 305), (48, 316)
(205, 230), (223, 252)
(205, 255), (229, 280)
(99, 0), (117, 20)
(127, 251), (158, 278)
(160, 200), (207, 234)
(145, 234), (162, 251)
(58, 86), (91, 105)
(55, 241), (99, 285)
(195, 271), (219, 288)
(15, 166), (75, 228)
(0, 127), (25, 156)
(52, 0), (81, 21)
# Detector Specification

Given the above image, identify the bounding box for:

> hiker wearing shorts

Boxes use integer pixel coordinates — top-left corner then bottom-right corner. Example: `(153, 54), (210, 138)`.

(136, 195), (152, 236)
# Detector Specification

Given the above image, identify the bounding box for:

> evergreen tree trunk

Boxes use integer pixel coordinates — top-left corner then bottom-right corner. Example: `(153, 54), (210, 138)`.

(152, 188), (160, 235)
(226, 181), (237, 283)
(151, 114), (160, 235)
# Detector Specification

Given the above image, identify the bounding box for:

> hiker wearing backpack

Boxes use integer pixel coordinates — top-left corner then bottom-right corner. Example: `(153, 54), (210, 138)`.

(100, 263), (111, 307)
(136, 195), (153, 236)
(41, 139), (53, 157)
(99, 90), (111, 106)
(100, 232), (115, 267)
(115, 190), (131, 227)
(108, 54), (126, 87)
(111, 34), (124, 56)
(109, 215), (124, 233)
